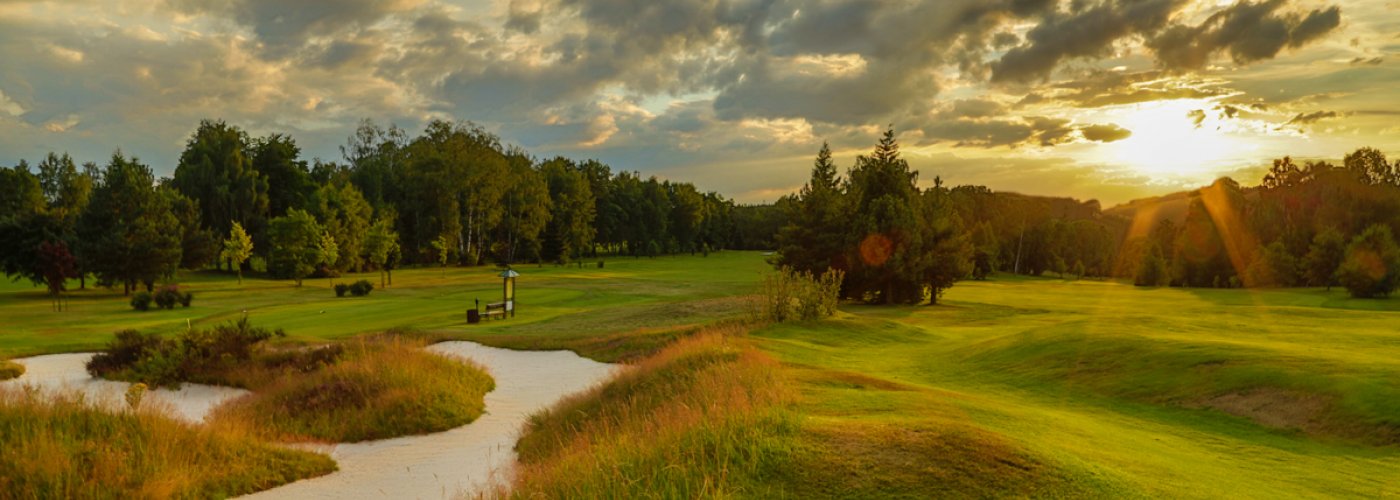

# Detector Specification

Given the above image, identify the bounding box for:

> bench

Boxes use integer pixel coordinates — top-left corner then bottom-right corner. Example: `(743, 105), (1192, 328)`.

(484, 301), (508, 320)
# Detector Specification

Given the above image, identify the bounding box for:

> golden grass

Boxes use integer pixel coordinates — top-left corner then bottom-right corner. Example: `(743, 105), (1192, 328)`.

(0, 386), (335, 498)
(211, 337), (495, 443)
(505, 323), (798, 498)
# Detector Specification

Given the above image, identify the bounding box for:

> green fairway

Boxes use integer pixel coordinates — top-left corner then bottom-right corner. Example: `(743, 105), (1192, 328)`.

(754, 276), (1400, 498)
(5, 252), (1400, 497)
(0, 251), (765, 358)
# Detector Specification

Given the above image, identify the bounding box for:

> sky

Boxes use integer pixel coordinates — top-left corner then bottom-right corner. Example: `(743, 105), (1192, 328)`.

(0, 0), (1396, 206)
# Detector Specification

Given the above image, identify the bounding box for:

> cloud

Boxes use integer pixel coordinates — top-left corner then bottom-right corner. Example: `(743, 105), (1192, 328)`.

(506, 0), (545, 33)
(1187, 108), (1207, 127)
(991, 0), (1188, 83)
(1080, 123), (1133, 142)
(0, 90), (24, 117)
(1285, 110), (1338, 125)
(43, 114), (79, 132)
(1147, 0), (1342, 71)
(922, 115), (1077, 148)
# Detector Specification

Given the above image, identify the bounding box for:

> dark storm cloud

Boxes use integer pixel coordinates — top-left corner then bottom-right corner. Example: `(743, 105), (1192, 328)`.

(992, 0), (1188, 83)
(1147, 0), (1341, 71)
(505, 0), (544, 33)
(166, 0), (423, 58)
(992, 0), (1342, 83)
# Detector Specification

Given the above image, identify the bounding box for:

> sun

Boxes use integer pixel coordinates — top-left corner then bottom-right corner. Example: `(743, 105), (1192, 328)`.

(1093, 98), (1255, 182)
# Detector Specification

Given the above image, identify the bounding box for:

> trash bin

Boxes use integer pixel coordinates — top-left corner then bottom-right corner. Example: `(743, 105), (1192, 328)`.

(467, 309), (480, 324)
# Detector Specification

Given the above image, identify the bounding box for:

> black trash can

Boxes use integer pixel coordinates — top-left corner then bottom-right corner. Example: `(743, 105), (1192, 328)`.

(467, 309), (480, 324)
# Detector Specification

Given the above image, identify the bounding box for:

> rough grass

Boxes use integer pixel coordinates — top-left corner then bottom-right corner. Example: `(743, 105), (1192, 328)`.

(963, 327), (1400, 445)
(210, 338), (494, 442)
(756, 276), (1400, 497)
(506, 324), (799, 498)
(0, 386), (335, 498)
(0, 359), (22, 381)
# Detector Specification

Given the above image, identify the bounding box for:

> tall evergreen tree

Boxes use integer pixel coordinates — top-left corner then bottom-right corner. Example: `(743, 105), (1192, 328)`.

(845, 127), (926, 304)
(776, 142), (848, 275)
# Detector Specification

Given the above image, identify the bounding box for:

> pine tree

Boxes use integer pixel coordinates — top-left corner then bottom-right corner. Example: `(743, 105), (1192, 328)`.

(776, 142), (847, 275)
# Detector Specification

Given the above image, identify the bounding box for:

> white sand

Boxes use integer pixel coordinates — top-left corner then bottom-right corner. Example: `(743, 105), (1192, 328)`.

(0, 352), (251, 422)
(241, 341), (617, 499)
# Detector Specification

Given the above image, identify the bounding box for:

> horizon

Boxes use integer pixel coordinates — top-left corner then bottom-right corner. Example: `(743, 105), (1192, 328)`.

(2, 0), (1397, 206)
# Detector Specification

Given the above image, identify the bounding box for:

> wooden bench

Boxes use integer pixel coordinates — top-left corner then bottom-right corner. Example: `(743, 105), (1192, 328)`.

(484, 302), (508, 320)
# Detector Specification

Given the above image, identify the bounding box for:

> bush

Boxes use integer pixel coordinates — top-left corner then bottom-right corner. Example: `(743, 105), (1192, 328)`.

(153, 285), (181, 309)
(130, 292), (152, 311)
(86, 318), (286, 389)
(334, 283), (350, 297)
(179, 292), (193, 308)
(757, 267), (844, 323)
(0, 359), (23, 381)
(349, 280), (374, 297)
(1338, 224), (1400, 298)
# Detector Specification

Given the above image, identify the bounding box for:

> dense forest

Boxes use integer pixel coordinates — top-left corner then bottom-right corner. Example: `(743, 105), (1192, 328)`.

(2, 118), (1398, 302)
(0, 119), (771, 297)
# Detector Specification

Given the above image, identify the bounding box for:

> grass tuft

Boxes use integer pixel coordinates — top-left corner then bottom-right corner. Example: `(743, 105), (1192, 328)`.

(506, 324), (798, 498)
(0, 386), (335, 498)
(211, 337), (494, 442)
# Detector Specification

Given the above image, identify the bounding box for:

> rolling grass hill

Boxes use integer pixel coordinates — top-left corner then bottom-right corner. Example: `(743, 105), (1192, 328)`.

(5, 252), (1400, 497)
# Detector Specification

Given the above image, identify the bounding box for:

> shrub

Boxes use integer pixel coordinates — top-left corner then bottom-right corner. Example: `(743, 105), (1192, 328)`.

(349, 280), (374, 297)
(0, 360), (23, 381)
(179, 292), (193, 308)
(757, 267), (844, 323)
(86, 318), (286, 389)
(1338, 224), (1400, 298)
(334, 283), (350, 297)
(130, 292), (152, 311)
(153, 285), (181, 310)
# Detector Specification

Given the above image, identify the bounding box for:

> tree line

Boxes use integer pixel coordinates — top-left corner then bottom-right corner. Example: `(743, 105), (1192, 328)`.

(772, 132), (1400, 301)
(0, 118), (754, 299)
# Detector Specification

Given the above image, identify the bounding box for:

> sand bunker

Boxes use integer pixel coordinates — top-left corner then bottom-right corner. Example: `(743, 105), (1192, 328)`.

(241, 341), (616, 499)
(0, 352), (250, 422)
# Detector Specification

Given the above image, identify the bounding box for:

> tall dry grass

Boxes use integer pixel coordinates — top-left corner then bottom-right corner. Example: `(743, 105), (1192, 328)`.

(211, 337), (495, 443)
(505, 323), (797, 498)
(0, 386), (335, 498)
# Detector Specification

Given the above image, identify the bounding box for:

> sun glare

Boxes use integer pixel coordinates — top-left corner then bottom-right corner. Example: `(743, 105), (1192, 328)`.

(1094, 99), (1252, 182)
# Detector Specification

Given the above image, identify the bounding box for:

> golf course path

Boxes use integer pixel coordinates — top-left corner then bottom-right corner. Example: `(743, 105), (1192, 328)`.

(242, 341), (617, 499)
(0, 352), (250, 422)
